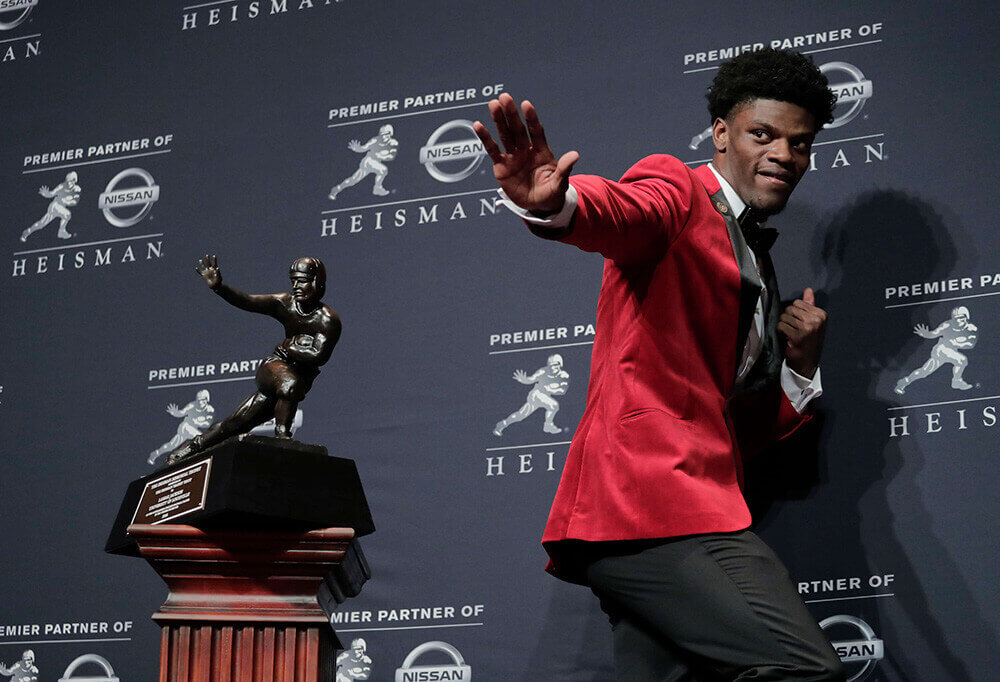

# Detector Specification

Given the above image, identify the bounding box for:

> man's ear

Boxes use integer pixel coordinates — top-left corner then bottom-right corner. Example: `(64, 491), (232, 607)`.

(711, 117), (728, 153)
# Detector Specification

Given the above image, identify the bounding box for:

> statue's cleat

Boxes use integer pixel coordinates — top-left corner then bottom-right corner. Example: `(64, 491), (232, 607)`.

(543, 424), (563, 434)
(147, 451), (160, 465)
(952, 379), (973, 390)
(493, 422), (504, 437)
(57, 231), (73, 240)
(894, 380), (906, 395)
(328, 189), (340, 201)
(19, 230), (29, 242)
(372, 187), (389, 196)
(166, 438), (199, 465)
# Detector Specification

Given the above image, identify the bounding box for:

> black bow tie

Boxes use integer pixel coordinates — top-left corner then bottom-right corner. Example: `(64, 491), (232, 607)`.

(738, 207), (778, 254)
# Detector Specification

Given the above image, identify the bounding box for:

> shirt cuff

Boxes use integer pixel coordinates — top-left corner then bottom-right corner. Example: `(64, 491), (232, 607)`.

(497, 184), (578, 229)
(781, 362), (823, 414)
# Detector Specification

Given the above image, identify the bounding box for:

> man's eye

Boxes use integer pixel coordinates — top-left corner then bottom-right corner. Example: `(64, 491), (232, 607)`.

(751, 130), (768, 139)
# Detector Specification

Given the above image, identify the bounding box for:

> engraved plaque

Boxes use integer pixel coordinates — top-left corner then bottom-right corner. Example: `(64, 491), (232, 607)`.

(132, 458), (212, 525)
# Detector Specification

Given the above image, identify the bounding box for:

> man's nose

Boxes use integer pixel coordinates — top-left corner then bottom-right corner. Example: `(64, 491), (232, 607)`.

(766, 139), (793, 163)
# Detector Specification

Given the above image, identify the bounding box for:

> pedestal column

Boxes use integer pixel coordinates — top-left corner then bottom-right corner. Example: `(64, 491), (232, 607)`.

(128, 523), (367, 682)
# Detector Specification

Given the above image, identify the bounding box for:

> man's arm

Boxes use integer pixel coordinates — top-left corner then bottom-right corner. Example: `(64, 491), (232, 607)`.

(513, 368), (544, 384)
(349, 138), (376, 153)
(475, 94), (693, 264)
(281, 312), (342, 367)
(196, 255), (282, 316)
(914, 322), (946, 339)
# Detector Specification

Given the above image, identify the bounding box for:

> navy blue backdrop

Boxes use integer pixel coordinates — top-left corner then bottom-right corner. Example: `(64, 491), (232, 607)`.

(1, 1), (998, 680)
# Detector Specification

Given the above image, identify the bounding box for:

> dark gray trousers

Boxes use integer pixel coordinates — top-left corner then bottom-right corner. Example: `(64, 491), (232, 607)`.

(583, 531), (845, 681)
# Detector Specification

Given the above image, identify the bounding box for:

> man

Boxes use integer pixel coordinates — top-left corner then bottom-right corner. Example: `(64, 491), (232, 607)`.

(328, 124), (398, 200)
(895, 306), (978, 394)
(0, 650), (38, 682)
(148, 389), (215, 465)
(21, 171), (81, 241)
(166, 255), (340, 464)
(494, 353), (570, 436)
(474, 49), (843, 680)
(336, 638), (372, 682)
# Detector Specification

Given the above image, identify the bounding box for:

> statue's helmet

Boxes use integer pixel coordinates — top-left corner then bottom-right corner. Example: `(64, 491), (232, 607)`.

(351, 638), (366, 652)
(23, 650), (34, 663)
(66, 171), (78, 184)
(952, 306), (970, 320)
(196, 389), (210, 402)
(290, 257), (326, 298)
(547, 354), (564, 367)
(379, 124), (394, 137)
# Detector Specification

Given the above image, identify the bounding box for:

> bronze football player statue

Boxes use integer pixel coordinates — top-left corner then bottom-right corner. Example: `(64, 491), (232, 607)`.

(166, 255), (341, 465)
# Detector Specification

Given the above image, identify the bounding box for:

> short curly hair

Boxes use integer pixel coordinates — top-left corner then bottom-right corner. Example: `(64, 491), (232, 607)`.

(706, 48), (836, 128)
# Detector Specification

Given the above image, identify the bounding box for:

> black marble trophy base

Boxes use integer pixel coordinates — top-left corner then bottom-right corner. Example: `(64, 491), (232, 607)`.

(105, 435), (375, 556)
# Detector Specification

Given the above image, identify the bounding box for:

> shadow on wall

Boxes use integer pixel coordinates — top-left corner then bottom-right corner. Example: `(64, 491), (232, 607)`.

(521, 578), (612, 681)
(748, 191), (995, 680)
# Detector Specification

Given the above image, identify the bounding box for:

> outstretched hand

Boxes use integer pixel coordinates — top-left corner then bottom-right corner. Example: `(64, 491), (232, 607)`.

(473, 93), (579, 214)
(196, 254), (222, 290)
(778, 287), (827, 379)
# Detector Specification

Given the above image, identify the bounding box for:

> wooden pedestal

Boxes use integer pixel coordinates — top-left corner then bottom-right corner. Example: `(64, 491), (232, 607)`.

(128, 523), (368, 682)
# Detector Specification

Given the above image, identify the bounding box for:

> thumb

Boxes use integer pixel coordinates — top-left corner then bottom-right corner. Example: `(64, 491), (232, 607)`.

(802, 287), (815, 305)
(554, 150), (580, 183)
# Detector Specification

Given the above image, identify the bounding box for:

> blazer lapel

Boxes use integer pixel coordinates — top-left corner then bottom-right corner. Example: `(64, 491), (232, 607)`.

(694, 166), (783, 393)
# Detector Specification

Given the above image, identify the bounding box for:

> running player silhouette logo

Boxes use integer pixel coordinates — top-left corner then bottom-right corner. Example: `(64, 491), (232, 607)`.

(494, 354), (570, 436)
(328, 125), (399, 200)
(21, 172), (82, 242)
(148, 390), (215, 465)
(336, 638), (372, 682)
(0, 650), (38, 682)
(895, 306), (978, 394)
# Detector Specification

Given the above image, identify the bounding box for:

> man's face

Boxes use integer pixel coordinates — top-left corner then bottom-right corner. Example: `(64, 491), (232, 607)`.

(955, 313), (969, 328)
(291, 273), (318, 302)
(711, 99), (816, 216)
(23, 652), (33, 666)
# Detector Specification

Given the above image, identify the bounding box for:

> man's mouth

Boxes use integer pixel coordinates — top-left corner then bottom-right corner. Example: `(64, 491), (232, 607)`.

(758, 169), (794, 188)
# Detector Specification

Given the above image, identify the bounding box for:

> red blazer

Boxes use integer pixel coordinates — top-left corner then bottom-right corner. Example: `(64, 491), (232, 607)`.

(539, 155), (809, 579)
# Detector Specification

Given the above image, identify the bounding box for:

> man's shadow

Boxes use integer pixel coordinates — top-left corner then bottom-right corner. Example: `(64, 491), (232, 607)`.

(746, 191), (995, 680)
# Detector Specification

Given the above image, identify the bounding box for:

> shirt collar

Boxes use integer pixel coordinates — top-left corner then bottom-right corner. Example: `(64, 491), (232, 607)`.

(708, 163), (767, 225)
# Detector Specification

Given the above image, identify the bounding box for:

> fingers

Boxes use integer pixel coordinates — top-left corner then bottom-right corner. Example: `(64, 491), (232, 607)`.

(803, 287), (815, 305)
(779, 306), (826, 336)
(483, 93), (542, 155)
(488, 96), (517, 152)
(473, 121), (504, 165)
(783, 301), (825, 324)
(501, 94), (531, 151)
(522, 100), (549, 151)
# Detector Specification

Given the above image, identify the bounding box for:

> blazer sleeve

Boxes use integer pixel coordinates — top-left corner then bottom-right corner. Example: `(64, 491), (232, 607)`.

(530, 154), (697, 266)
(729, 384), (813, 461)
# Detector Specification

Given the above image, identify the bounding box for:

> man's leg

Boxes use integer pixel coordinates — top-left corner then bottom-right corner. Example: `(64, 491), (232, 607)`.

(537, 393), (563, 434)
(606, 615), (703, 681)
(329, 167), (370, 200)
(21, 211), (55, 241)
(585, 532), (844, 681)
(895, 355), (942, 394)
(493, 401), (537, 435)
(273, 398), (297, 438)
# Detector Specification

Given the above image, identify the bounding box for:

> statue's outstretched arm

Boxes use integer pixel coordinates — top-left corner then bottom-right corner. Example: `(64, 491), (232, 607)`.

(196, 254), (282, 316)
